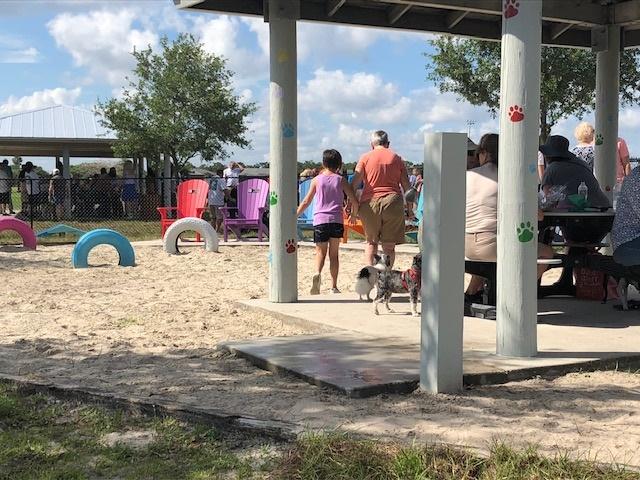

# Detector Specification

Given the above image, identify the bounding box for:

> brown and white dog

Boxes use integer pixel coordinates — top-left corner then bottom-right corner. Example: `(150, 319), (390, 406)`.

(373, 254), (422, 316)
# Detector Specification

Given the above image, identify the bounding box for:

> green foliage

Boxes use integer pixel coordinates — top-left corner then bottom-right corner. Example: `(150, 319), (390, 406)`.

(98, 34), (257, 170)
(426, 38), (640, 140)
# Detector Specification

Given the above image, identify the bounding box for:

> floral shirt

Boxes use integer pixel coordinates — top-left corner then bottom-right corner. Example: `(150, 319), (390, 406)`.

(612, 166), (640, 251)
(571, 145), (594, 171)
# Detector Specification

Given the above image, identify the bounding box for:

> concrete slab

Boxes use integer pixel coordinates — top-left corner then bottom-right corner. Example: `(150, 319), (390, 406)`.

(232, 292), (640, 397)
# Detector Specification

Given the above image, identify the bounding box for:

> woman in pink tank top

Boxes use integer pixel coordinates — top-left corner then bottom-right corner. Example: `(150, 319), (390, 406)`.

(297, 149), (359, 294)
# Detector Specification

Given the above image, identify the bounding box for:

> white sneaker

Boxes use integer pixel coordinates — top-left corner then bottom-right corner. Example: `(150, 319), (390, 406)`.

(310, 273), (321, 295)
(330, 287), (340, 294)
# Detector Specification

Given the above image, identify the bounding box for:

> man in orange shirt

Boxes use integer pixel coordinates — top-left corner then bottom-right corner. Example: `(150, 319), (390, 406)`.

(350, 130), (410, 266)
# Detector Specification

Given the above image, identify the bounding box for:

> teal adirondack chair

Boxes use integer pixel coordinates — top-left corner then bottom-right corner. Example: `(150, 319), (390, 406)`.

(297, 179), (315, 240)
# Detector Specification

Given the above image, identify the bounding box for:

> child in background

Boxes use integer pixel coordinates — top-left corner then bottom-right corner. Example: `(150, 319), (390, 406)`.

(297, 149), (359, 294)
(208, 168), (226, 233)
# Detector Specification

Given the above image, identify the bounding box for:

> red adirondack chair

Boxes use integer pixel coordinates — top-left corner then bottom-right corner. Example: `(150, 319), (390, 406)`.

(157, 179), (209, 240)
(220, 178), (269, 242)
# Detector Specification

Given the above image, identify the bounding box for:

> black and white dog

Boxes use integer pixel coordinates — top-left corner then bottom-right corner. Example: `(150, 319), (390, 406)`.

(354, 254), (386, 301)
(373, 254), (422, 316)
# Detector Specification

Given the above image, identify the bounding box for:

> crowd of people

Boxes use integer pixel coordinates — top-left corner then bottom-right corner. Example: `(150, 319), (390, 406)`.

(294, 127), (639, 298)
(0, 159), (145, 220)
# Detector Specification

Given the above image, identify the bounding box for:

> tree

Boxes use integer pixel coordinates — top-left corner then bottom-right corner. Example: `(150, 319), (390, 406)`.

(426, 37), (640, 141)
(98, 34), (257, 170)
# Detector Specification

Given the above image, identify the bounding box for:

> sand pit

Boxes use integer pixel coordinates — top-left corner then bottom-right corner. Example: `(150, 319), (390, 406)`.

(1, 243), (639, 466)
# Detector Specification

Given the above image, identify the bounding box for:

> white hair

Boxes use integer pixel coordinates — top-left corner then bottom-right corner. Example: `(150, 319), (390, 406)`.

(370, 130), (389, 147)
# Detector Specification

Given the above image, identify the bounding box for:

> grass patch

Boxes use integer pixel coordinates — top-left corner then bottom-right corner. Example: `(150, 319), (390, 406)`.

(1, 385), (638, 479)
(276, 433), (639, 480)
(114, 317), (143, 328)
(0, 383), (257, 480)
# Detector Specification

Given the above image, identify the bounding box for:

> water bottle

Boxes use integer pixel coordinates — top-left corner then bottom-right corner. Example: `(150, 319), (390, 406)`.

(578, 181), (588, 201)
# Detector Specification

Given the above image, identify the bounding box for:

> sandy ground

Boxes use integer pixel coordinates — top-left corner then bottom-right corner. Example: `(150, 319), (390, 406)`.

(1, 243), (639, 467)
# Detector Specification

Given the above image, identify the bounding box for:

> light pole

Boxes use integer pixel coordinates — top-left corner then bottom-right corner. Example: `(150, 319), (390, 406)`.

(465, 120), (476, 138)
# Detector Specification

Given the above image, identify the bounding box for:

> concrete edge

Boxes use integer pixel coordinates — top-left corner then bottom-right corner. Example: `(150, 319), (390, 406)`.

(234, 300), (337, 334)
(219, 342), (417, 398)
(466, 354), (640, 387)
(0, 374), (299, 442)
(221, 339), (640, 398)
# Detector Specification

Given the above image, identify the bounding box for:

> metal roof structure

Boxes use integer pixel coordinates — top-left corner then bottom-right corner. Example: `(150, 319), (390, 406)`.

(0, 105), (116, 157)
(176, 0), (640, 48)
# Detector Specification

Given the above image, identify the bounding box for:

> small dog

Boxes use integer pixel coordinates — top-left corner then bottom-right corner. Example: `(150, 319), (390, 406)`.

(355, 254), (386, 301)
(373, 254), (422, 316)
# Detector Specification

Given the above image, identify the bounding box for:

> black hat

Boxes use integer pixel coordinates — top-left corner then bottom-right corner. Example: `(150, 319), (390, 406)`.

(539, 135), (576, 160)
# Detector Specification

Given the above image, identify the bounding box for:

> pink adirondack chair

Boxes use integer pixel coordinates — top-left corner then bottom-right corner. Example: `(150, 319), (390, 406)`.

(157, 179), (209, 240)
(220, 178), (269, 242)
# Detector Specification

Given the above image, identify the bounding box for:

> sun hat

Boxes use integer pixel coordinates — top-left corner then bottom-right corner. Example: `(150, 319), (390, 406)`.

(539, 135), (576, 160)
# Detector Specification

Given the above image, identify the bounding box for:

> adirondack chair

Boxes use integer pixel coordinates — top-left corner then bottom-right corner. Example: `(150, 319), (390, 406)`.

(342, 173), (365, 243)
(297, 179), (315, 240)
(157, 179), (209, 241)
(220, 178), (269, 242)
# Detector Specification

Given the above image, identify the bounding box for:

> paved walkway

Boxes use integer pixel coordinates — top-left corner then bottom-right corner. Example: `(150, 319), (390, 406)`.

(233, 292), (640, 396)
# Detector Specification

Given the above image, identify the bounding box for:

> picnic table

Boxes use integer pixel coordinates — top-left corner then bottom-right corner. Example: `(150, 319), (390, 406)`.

(537, 210), (615, 298)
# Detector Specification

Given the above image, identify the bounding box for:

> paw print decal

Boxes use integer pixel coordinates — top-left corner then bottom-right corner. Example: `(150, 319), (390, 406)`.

(269, 191), (278, 206)
(595, 133), (604, 146)
(285, 239), (296, 254)
(267, 251), (273, 264)
(282, 123), (295, 139)
(528, 164), (536, 174)
(517, 222), (534, 243)
(508, 105), (524, 122)
(277, 50), (289, 63)
(504, 0), (519, 19)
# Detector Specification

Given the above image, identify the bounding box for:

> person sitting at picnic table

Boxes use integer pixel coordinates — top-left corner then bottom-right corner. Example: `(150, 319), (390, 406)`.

(539, 135), (611, 243)
(612, 166), (640, 266)
(465, 133), (553, 299)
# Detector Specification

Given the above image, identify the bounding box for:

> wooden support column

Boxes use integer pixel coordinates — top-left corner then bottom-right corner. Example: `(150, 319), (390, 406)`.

(496, 0), (542, 357)
(420, 132), (466, 393)
(268, 0), (299, 303)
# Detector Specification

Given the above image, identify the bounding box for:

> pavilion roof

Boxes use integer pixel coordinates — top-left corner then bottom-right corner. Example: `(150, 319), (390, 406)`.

(176, 0), (640, 48)
(0, 105), (116, 157)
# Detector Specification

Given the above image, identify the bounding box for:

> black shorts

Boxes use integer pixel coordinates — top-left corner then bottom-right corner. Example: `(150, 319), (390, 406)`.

(313, 222), (344, 243)
(0, 192), (10, 204)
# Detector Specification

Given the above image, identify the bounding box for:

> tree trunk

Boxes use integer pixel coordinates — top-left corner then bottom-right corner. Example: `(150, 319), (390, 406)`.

(539, 109), (551, 144)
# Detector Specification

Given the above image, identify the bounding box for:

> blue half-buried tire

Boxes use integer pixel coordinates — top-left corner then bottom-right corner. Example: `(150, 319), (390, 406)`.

(71, 229), (136, 268)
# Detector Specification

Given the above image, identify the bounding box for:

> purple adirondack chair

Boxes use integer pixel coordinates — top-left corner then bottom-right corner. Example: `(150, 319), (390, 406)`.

(220, 179), (269, 242)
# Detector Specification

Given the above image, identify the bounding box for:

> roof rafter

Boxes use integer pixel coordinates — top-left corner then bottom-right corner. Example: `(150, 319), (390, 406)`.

(326, 0), (347, 17)
(388, 4), (411, 24)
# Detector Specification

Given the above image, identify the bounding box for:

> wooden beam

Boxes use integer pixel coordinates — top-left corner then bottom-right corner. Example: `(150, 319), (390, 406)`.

(388, 4), (411, 24)
(446, 10), (468, 29)
(326, 0), (346, 17)
(614, 1), (640, 27)
(549, 22), (572, 40)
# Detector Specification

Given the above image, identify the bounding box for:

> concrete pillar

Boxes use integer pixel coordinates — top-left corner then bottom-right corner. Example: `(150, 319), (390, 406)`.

(595, 25), (620, 200)
(163, 153), (172, 210)
(496, 0), (541, 357)
(268, 0), (299, 303)
(62, 147), (70, 218)
(420, 132), (466, 394)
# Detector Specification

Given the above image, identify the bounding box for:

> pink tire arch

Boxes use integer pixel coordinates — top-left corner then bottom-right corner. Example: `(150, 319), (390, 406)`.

(0, 217), (37, 250)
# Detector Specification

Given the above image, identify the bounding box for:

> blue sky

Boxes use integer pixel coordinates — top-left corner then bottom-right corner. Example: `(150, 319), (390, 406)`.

(1, 0), (639, 171)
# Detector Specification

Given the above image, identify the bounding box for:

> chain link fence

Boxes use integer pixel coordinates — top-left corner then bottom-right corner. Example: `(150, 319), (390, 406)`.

(1, 176), (187, 245)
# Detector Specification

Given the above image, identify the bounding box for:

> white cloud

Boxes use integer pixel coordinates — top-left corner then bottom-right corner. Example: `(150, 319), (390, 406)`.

(194, 15), (269, 86)
(0, 34), (40, 63)
(0, 87), (82, 116)
(299, 68), (412, 124)
(47, 9), (158, 87)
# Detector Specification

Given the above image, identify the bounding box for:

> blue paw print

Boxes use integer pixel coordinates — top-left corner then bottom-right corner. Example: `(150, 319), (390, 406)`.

(267, 252), (273, 264)
(282, 123), (295, 139)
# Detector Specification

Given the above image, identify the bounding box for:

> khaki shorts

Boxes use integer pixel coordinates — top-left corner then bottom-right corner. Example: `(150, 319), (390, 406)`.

(464, 232), (497, 262)
(359, 193), (405, 245)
